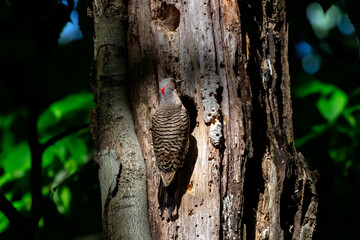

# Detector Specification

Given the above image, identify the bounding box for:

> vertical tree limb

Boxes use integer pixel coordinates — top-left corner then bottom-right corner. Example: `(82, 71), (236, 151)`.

(27, 108), (42, 238)
(90, 0), (151, 239)
(0, 194), (32, 239)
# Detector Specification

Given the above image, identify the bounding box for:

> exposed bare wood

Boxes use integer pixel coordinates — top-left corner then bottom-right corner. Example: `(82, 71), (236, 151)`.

(91, 0), (318, 239)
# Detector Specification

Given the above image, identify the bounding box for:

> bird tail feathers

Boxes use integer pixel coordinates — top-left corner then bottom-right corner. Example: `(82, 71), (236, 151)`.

(158, 175), (178, 219)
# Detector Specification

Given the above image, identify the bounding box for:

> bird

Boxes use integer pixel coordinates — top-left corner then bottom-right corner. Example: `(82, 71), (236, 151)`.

(151, 78), (190, 217)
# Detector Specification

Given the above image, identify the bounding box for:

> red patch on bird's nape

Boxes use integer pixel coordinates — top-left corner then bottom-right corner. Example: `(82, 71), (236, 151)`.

(160, 85), (168, 98)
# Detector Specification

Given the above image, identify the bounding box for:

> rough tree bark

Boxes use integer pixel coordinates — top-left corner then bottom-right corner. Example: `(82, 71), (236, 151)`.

(90, 0), (318, 239)
(89, 0), (151, 239)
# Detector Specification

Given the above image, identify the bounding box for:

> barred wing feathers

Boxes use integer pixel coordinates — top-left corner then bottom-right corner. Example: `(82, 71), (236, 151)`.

(152, 105), (190, 187)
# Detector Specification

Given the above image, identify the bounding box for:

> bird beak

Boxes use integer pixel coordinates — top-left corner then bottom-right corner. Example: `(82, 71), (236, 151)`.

(175, 79), (183, 84)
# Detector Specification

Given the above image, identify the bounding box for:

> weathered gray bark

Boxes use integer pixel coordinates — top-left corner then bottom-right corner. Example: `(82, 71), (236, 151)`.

(89, 0), (151, 239)
(90, 0), (318, 239)
(127, 0), (317, 239)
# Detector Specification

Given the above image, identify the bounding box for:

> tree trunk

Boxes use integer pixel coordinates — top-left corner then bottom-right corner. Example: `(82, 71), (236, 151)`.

(90, 0), (151, 239)
(91, 0), (318, 239)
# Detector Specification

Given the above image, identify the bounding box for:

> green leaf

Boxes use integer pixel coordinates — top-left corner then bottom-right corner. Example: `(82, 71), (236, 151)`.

(64, 135), (88, 164)
(342, 111), (356, 127)
(39, 217), (44, 229)
(0, 113), (15, 150)
(295, 132), (318, 148)
(46, 92), (93, 122)
(37, 92), (94, 143)
(311, 124), (328, 134)
(60, 186), (71, 211)
(12, 192), (32, 211)
(295, 79), (335, 98)
(329, 147), (347, 163)
(0, 143), (31, 185)
(343, 160), (353, 177)
(64, 159), (78, 175)
(0, 212), (9, 234)
(343, 105), (360, 127)
(295, 124), (327, 148)
(42, 140), (67, 168)
(0, 110), (27, 150)
(295, 80), (348, 122)
(317, 88), (348, 122)
(42, 185), (51, 196)
(53, 186), (72, 214)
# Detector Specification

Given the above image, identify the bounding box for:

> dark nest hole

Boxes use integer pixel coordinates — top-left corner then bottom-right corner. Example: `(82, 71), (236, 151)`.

(180, 96), (197, 134)
(155, 4), (180, 31)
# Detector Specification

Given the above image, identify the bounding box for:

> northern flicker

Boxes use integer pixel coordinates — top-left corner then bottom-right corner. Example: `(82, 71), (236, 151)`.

(151, 78), (190, 216)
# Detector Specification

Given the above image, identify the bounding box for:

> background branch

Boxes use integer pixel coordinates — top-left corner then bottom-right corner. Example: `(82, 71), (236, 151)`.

(41, 124), (89, 150)
(27, 108), (42, 237)
(0, 193), (32, 239)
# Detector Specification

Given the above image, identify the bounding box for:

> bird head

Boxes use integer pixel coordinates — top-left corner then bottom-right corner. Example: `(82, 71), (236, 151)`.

(158, 78), (183, 105)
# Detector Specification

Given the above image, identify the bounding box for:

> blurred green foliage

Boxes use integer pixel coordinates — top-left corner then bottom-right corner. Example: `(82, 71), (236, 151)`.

(294, 78), (360, 174)
(290, 1), (360, 239)
(0, 93), (101, 238)
(0, 0), (102, 239)
(0, 0), (359, 239)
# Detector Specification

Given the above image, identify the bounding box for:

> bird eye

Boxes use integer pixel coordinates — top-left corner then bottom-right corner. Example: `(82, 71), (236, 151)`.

(170, 79), (176, 90)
